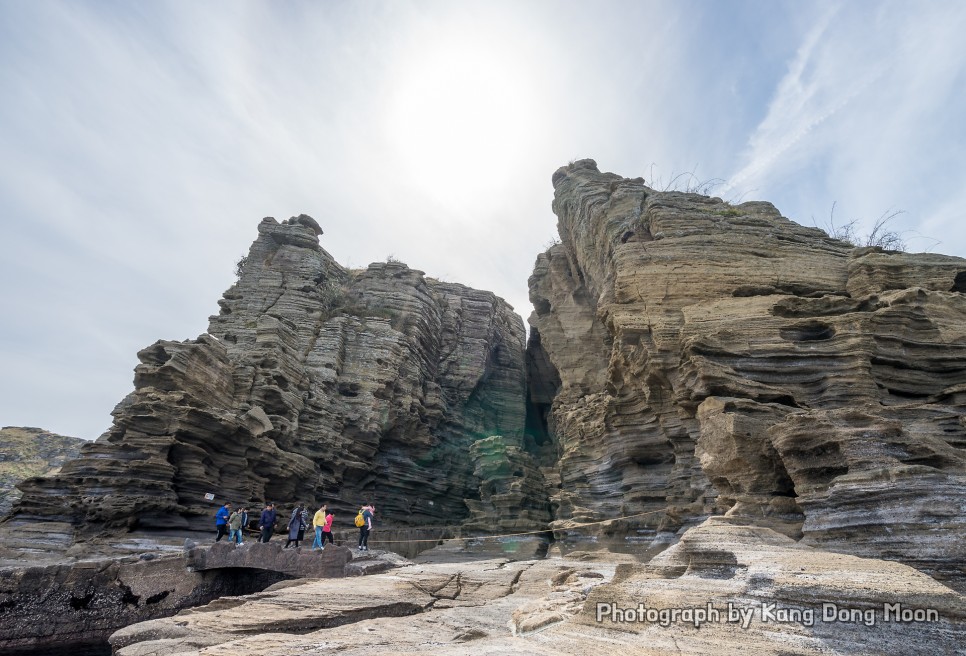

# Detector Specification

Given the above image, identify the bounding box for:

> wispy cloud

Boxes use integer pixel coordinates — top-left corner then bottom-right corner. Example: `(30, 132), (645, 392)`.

(2, 1), (965, 438)
(723, 1), (966, 248)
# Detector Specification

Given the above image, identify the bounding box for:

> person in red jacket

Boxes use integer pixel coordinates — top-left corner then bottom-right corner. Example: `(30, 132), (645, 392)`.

(321, 508), (335, 548)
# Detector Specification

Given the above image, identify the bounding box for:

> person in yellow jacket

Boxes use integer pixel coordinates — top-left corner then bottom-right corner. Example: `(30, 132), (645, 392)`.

(312, 503), (328, 550)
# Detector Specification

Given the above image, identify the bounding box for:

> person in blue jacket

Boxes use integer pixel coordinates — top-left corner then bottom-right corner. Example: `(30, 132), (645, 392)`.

(215, 502), (232, 542)
(258, 502), (277, 543)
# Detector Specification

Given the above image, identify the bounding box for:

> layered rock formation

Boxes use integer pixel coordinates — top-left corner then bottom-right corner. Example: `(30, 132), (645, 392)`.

(0, 549), (290, 654)
(575, 517), (966, 655)
(0, 427), (84, 516)
(0, 536), (409, 652)
(109, 524), (966, 655)
(463, 434), (553, 534)
(528, 159), (966, 589)
(5, 215), (529, 550)
(5, 159), (966, 656)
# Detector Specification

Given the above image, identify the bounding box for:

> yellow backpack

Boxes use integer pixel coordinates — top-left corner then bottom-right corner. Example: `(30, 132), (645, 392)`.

(354, 510), (365, 527)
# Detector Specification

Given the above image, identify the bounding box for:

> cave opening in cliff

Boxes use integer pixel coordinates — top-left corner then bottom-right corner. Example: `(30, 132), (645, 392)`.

(524, 328), (561, 464)
(952, 271), (966, 293)
(524, 401), (553, 448)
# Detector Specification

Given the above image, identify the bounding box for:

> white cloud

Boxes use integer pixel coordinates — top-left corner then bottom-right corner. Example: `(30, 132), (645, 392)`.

(2, 1), (965, 438)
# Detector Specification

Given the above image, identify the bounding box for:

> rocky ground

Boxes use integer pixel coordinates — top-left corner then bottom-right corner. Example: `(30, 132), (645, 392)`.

(0, 536), (410, 653)
(110, 519), (966, 656)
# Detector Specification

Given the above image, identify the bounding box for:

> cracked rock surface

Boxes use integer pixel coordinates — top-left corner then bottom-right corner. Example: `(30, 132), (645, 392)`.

(110, 553), (618, 656)
(110, 521), (966, 656)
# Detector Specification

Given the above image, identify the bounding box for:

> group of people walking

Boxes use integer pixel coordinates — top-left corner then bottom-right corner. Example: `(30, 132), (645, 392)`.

(214, 500), (376, 552)
(214, 503), (249, 544)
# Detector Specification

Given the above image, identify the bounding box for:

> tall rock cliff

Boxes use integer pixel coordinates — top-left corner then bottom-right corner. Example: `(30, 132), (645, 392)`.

(529, 159), (966, 588)
(6, 216), (530, 544)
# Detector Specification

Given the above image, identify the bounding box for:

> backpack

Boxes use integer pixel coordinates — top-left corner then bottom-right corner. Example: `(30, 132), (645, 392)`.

(354, 511), (365, 527)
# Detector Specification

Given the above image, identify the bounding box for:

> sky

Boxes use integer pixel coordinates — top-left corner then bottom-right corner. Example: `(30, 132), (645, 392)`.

(2, 0), (966, 440)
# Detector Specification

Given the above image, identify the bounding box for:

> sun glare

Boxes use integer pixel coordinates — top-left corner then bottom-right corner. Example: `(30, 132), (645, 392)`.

(385, 33), (540, 205)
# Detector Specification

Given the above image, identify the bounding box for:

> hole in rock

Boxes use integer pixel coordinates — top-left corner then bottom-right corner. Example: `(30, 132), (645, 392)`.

(632, 454), (674, 467)
(533, 298), (551, 315)
(807, 465), (849, 486)
(779, 321), (835, 341)
(69, 591), (95, 611)
(338, 383), (361, 398)
(140, 344), (171, 366)
(952, 271), (966, 293)
(733, 285), (778, 297)
(884, 387), (931, 399)
(762, 394), (799, 408)
(261, 389), (289, 414)
(119, 584), (140, 606)
(145, 590), (170, 605)
(870, 356), (915, 371)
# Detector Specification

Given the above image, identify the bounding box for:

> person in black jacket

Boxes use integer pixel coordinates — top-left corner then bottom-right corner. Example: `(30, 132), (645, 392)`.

(285, 503), (307, 549)
(258, 502), (277, 543)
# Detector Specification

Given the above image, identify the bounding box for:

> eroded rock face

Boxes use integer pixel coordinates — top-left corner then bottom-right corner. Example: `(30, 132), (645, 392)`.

(0, 552), (290, 654)
(6, 216), (530, 548)
(529, 160), (966, 588)
(0, 540), (410, 653)
(108, 526), (966, 656)
(0, 427), (85, 517)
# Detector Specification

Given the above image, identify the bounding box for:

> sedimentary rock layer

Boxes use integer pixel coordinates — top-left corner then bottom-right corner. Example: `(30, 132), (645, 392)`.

(529, 160), (966, 588)
(6, 215), (530, 546)
(0, 427), (84, 517)
(0, 551), (288, 653)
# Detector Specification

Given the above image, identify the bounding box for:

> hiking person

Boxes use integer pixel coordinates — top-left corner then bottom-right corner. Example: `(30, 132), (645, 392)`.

(312, 503), (327, 550)
(358, 502), (374, 551)
(214, 502), (231, 542)
(285, 503), (307, 549)
(298, 506), (309, 543)
(228, 507), (246, 545)
(258, 502), (277, 543)
(321, 507), (335, 548)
